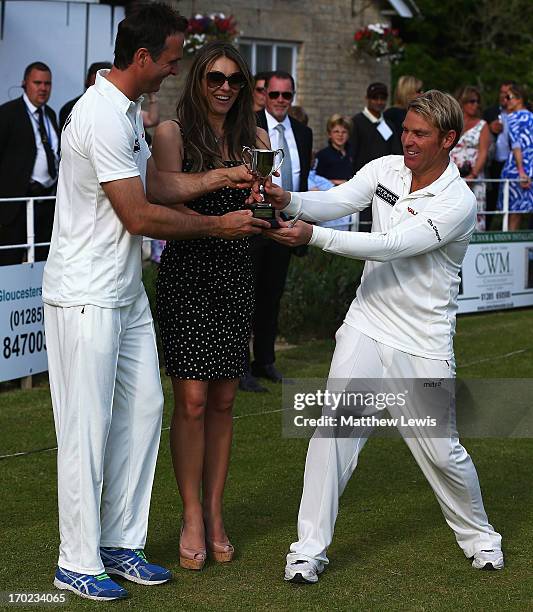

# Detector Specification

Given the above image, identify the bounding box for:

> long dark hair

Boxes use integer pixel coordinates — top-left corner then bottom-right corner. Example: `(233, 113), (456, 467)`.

(177, 41), (257, 171)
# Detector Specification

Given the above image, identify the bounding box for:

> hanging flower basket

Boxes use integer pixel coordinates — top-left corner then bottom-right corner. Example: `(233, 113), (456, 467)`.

(352, 23), (404, 64)
(184, 13), (239, 56)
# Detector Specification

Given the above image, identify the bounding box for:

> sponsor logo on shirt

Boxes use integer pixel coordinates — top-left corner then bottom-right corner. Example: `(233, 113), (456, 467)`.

(407, 207), (418, 215)
(375, 183), (399, 207)
(427, 218), (441, 242)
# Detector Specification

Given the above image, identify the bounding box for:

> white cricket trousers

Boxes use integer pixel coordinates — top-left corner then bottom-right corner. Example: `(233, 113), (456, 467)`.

(44, 291), (164, 574)
(289, 324), (502, 565)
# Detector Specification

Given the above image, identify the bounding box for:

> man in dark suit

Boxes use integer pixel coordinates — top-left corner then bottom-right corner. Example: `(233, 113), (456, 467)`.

(240, 70), (313, 391)
(0, 61), (59, 264)
(350, 82), (402, 231)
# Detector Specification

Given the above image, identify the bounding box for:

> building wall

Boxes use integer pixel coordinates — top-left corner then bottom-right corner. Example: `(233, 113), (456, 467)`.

(154, 0), (392, 150)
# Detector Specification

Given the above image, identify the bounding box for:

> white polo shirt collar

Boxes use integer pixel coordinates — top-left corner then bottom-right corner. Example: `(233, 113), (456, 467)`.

(391, 156), (460, 198)
(94, 69), (144, 116)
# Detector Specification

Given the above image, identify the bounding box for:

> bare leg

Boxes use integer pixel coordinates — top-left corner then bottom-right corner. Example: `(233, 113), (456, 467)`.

(170, 378), (208, 551)
(508, 213), (522, 231)
(202, 379), (238, 544)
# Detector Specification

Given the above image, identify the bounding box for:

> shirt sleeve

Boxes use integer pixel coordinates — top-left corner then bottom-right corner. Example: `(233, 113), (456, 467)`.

(86, 105), (140, 183)
(283, 158), (379, 220)
(507, 114), (523, 150)
(309, 192), (475, 262)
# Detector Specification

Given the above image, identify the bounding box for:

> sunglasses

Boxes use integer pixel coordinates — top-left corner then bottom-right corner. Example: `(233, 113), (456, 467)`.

(205, 71), (246, 90)
(268, 91), (294, 101)
(465, 98), (480, 104)
(505, 94), (517, 101)
(254, 86), (266, 93)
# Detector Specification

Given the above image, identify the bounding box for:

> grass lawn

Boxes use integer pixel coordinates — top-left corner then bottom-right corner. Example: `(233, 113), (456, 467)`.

(1, 309), (533, 610)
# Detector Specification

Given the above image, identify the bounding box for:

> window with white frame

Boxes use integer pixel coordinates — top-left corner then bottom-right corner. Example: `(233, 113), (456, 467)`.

(238, 40), (298, 79)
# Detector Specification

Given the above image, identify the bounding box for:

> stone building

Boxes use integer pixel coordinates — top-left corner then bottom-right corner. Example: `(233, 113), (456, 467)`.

(157, 0), (419, 148)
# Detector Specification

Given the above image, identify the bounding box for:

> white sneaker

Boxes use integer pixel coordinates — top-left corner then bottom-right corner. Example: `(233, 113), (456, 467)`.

(284, 557), (324, 584)
(472, 549), (504, 570)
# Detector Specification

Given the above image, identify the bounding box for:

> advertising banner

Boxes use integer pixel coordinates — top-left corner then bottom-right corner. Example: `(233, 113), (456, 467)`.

(0, 262), (47, 382)
(458, 231), (533, 314)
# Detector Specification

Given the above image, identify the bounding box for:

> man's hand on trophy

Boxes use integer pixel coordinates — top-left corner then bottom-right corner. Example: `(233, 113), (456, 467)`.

(244, 174), (282, 206)
(264, 219), (313, 246)
(260, 179), (291, 209)
(214, 210), (271, 239)
(223, 165), (256, 189)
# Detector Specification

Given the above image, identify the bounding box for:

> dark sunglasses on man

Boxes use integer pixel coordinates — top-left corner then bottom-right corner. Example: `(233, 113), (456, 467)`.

(205, 71), (247, 90)
(268, 91), (294, 101)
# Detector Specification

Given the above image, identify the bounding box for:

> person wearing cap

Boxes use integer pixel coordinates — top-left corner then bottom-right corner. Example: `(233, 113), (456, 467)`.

(350, 82), (402, 231)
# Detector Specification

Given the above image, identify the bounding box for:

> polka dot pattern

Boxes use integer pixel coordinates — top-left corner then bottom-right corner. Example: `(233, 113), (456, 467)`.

(156, 159), (253, 380)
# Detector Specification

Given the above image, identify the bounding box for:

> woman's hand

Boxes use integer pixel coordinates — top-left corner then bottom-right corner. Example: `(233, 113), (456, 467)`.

(518, 169), (531, 189)
(263, 219), (313, 247)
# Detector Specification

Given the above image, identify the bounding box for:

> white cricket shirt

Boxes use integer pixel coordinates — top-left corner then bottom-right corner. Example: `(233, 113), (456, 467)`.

(43, 70), (150, 308)
(285, 155), (476, 360)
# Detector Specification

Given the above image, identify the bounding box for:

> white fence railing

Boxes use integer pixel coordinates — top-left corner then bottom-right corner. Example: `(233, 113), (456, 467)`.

(0, 178), (529, 259)
(0, 195), (56, 263)
(337, 178), (526, 232)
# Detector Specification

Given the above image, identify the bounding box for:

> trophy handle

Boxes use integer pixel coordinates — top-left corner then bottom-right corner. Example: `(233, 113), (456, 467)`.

(272, 148), (285, 174)
(241, 146), (254, 173)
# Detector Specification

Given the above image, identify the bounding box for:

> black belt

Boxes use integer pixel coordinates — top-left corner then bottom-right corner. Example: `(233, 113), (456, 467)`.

(27, 181), (56, 197)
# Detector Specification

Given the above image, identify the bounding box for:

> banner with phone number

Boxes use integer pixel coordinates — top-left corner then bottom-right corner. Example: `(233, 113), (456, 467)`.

(0, 262), (47, 382)
(458, 231), (533, 314)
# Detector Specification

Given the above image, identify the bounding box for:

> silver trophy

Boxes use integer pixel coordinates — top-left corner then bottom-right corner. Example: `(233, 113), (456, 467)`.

(242, 146), (284, 226)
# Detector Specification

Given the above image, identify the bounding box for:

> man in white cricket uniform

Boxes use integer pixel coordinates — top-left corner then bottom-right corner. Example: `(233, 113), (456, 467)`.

(264, 90), (503, 584)
(43, 3), (268, 602)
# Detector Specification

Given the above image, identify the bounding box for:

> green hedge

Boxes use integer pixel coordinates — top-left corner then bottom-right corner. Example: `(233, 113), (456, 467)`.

(142, 249), (364, 346)
(278, 249), (363, 343)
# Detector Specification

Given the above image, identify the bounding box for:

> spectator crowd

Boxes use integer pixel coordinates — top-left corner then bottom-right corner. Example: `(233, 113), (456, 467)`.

(1, 59), (532, 269)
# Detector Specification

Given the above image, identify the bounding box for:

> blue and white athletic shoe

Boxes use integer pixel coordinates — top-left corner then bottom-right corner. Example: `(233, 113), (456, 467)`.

(101, 548), (172, 585)
(53, 567), (128, 601)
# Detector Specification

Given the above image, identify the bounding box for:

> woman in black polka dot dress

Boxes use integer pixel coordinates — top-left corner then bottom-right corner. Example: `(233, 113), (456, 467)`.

(152, 42), (270, 570)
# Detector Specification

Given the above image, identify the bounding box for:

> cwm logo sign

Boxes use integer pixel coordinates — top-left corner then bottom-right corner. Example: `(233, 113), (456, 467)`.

(475, 251), (510, 275)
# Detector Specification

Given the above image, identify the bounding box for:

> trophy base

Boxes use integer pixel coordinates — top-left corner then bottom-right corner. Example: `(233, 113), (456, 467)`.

(252, 204), (279, 228)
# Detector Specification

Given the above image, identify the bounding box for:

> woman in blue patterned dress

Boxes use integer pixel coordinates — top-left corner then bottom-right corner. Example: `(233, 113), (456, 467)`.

(499, 84), (533, 230)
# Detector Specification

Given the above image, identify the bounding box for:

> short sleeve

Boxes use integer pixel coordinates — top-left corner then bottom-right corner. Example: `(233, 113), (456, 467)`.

(508, 115), (522, 150)
(86, 104), (140, 183)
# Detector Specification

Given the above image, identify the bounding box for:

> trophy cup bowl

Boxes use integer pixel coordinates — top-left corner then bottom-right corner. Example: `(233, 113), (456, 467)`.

(242, 146), (284, 227)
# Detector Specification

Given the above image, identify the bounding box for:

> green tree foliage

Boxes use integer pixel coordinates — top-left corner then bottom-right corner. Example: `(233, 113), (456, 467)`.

(393, 0), (533, 104)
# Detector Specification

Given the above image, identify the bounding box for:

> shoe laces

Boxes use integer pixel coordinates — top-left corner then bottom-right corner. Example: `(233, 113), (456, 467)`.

(134, 549), (148, 562)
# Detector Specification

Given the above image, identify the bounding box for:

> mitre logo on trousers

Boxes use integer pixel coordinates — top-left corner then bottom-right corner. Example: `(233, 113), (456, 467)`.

(375, 183), (399, 207)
